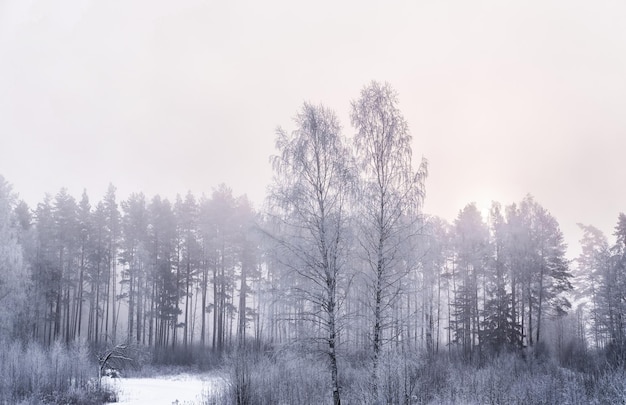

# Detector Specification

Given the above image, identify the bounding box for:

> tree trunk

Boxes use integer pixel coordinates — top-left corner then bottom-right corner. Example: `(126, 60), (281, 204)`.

(212, 263), (218, 351)
(128, 250), (135, 344)
(372, 260), (383, 392)
(201, 261), (208, 347)
(238, 263), (247, 346)
(329, 296), (341, 405)
(527, 279), (533, 347)
(184, 256), (191, 348)
(536, 261), (545, 344)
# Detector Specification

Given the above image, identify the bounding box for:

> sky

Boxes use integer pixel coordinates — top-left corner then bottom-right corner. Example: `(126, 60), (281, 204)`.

(1, 0), (625, 257)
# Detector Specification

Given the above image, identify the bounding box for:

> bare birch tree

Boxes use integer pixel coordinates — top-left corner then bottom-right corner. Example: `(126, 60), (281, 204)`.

(269, 102), (354, 405)
(350, 81), (427, 390)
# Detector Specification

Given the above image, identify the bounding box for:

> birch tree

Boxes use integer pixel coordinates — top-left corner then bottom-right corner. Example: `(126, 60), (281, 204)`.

(270, 102), (353, 405)
(350, 81), (427, 384)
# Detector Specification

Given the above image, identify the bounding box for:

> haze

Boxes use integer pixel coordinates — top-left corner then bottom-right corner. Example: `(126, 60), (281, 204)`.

(1, 0), (625, 255)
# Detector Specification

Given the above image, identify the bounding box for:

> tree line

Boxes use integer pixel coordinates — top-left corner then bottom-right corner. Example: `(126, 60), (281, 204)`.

(2, 181), (259, 353)
(1, 81), (626, 404)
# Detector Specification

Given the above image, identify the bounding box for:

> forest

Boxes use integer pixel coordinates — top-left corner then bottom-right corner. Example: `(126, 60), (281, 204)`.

(1, 82), (626, 404)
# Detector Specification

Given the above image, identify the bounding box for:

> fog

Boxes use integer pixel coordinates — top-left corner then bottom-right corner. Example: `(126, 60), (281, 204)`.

(2, 1), (625, 254)
(2, 2), (626, 403)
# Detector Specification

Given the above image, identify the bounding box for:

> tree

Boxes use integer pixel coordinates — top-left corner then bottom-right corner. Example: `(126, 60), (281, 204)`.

(0, 176), (28, 339)
(234, 195), (259, 346)
(75, 190), (92, 340)
(102, 184), (120, 344)
(88, 201), (110, 345)
(120, 193), (149, 344)
(481, 202), (521, 353)
(511, 196), (572, 347)
(575, 223), (610, 348)
(205, 184), (238, 352)
(451, 203), (488, 361)
(270, 102), (354, 405)
(530, 199), (572, 345)
(147, 196), (178, 348)
(197, 196), (212, 348)
(350, 81), (427, 384)
(602, 213), (626, 351)
(33, 194), (60, 345)
(175, 191), (201, 349)
(52, 188), (79, 344)
(419, 216), (451, 355)
(503, 202), (527, 349)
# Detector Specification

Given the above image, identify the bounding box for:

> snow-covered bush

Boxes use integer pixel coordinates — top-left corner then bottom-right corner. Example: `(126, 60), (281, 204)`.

(0, 339), (114, 404)
(207, 345), (626, 405)
(214, 348), (332, 405)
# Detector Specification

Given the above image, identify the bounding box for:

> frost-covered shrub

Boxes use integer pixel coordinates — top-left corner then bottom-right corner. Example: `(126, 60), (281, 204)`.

(0, 339), (111, 404)
(213, 348), (332, 405)
(338, 350), (449, 404)
(593, 368), (626, 404)
(208, 346), (626, 405)
(426, 353), (594, 405)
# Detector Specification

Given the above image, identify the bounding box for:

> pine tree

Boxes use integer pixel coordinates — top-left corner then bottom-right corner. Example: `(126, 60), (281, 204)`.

(451, 204), (488, 361)
(0, 176), (28, 340)
(481, 203), (521, 353)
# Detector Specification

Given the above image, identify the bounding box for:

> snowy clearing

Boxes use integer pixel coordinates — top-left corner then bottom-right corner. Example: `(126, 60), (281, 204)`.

(103, 373), (226, 405)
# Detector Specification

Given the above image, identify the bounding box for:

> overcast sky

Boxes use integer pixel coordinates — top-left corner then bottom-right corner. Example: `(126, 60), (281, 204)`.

(1, 0), (625, 256)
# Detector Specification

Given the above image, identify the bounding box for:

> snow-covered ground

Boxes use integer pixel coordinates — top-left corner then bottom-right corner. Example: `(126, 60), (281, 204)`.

(103, 373), (226, 405)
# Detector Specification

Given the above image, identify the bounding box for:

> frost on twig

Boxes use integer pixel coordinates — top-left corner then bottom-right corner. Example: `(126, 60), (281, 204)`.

(98, 342), (135, 385)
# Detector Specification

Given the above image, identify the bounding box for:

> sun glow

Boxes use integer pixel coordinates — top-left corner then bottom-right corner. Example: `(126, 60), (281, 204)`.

(463, 191), (499, 222)
(475, 198), (493, 221)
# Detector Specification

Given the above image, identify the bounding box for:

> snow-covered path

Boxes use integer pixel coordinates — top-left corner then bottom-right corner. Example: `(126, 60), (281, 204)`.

(104, 373), (226, 405)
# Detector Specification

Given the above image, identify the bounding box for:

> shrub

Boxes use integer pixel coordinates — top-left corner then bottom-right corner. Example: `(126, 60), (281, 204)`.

(0, 339), (110, 404)
(207, 347), (332, 405)
(207, 346), (626, 405)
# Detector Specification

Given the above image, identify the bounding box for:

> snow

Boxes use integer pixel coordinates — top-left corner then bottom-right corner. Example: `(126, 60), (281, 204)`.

(103, 373), (226, 405)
